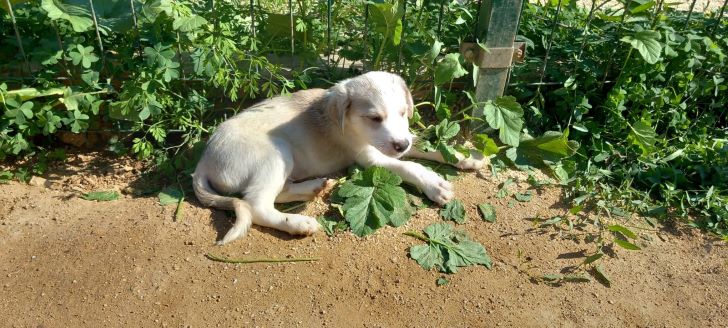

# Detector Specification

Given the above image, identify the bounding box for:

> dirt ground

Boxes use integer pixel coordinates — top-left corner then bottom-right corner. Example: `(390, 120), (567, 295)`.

(0, 152), (726, 328)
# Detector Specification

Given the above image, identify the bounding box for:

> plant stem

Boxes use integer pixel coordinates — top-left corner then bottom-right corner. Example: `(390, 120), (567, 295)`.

(205, 253), (319, 264)
(403, 231), (429, 241)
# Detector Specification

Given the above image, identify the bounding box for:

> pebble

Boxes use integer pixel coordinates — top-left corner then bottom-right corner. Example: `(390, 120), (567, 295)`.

(29, 177), (52, 188)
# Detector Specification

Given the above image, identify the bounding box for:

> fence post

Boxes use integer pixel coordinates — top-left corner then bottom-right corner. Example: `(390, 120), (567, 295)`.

(466, 0), (523, 119)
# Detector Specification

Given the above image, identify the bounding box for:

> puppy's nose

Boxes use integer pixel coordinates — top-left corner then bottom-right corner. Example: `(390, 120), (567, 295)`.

(392, 139), (410, 153)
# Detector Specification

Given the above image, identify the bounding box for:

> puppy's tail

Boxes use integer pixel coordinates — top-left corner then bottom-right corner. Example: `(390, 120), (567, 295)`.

(192, 171), (253, 245)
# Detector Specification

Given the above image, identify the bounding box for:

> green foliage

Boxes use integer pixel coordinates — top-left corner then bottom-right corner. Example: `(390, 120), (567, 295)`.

(482, 96), (524, 147)
(514, 1), (728, 237)
(317, 216), (348, 237)
(477, 203), (496, 222)
(0, 171), (13, 184)
(621, 28), (662, 64)
(158, 186), (183, 205)
(336, 166), (413, 237)
(434, 53), (467, 86)
(80, 190), (119, 201)
(406, 223), (492, 274)
(416, 118), (465, 164)
(440, 199), (467, 224)
(1, 0), (299, 161)
(514, 191), (532, 202)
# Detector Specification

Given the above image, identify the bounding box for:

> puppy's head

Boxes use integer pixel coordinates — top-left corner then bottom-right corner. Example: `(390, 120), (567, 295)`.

(326, 71), (414, 158)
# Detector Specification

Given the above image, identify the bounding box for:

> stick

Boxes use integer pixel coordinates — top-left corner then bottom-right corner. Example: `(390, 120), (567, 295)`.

(205, 253), (320, 264)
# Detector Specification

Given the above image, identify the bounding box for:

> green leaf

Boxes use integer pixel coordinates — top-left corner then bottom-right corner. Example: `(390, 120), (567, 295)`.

(583, 253), (603, 265)
(436, 143), (460, 165)
(569, 205), (583, 215)
(517, 130), (579, 165)
(0, 171), (13, 184)
(41, 0), (93, 32)
(317, 216), (347, 236)
(19, 101), (34, 119)
(514, 191), (532, 202)
(158, 186), (183, 205)
(337, 166), (411, 237)
(483, 96), (524, 147)
(68, 45), (98, 69)
(542, 274), (562, 281)
(4, 87), (64, 101)
(436, 277), (449, 286)
(590, 265), (611, 287)
(614, 238), (641, 250)
(477, 203), (496, 223)
(81, 190), (119, 202)
(436, 119), (460, 140)
(541, 216), (562, 226)
(628, 119), (658, 156)
(173, 15), (208, 32)
(621, 29), (662, 64)
(368, 1), (404, 45)
(407, 223), (492, 273)
(440, 199), (467, 224)
(473, 134), (499, 156)
(607, 224), (637, 239)
(496, 179), (513, 199)
(144, 43), (175, 67)
(426, 40), (443, 62)
(434, 53), (467, 86)
(629, 0), (655, 14)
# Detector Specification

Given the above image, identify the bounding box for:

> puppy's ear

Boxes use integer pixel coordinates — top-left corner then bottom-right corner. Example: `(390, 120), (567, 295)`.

(326, 83), (351, 132)
(399, 78), (414, 118)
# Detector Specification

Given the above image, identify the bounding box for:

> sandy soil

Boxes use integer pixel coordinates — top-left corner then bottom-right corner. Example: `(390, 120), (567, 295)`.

(1, 152), (726, 328)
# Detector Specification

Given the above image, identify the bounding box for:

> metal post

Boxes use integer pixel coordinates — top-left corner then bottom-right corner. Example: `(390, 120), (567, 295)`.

(364, 2), (369, 70)
(87, 0), (107, 75)
(327, 0), (333, 65)
(711, 0), (728, 34)
(3, 0), (32, 76)
(471, 0), (524, 117)
(250, 0), (256, 39)
(289, 0), (294, 55)
(684, 0), (698, 29)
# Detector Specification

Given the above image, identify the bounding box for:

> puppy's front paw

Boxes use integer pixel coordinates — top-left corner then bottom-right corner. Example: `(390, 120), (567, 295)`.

(420, 171), (454, 206)
(284, 214), (320, 236)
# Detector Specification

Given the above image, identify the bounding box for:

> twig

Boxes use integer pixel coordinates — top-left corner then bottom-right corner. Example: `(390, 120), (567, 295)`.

(403, 231), (428, 241)
(205, 253), (319, 264)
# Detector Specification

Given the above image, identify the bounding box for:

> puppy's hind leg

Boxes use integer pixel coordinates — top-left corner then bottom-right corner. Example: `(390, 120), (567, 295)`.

(245, 159), (320, 236)
(275, 178), (334, 203)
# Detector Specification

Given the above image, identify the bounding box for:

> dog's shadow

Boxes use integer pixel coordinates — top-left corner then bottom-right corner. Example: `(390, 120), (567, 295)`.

(207, 206), (308, 242)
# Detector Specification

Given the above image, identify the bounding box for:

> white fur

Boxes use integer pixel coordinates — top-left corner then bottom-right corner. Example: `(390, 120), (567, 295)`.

(192, 71), (485, 244)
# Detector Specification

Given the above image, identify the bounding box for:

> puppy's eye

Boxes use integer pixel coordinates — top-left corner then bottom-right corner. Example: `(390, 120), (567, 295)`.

(369, 116), (383, 123)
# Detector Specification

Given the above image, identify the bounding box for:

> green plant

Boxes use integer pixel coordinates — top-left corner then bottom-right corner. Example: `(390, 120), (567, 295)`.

(80, 190), (119, 201)
(334, 166), (413, 237)
(405, 222), (492, 274)
(513, 0), (728, 237)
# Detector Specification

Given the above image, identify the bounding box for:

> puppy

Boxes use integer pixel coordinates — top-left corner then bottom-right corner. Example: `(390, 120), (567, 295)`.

(193, 71), (484, 244)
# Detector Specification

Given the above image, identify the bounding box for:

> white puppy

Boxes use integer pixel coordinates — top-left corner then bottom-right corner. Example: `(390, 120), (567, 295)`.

(193, 71), (484, 244)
